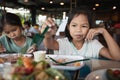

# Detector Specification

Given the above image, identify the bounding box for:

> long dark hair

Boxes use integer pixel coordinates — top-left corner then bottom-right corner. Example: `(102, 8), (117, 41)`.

(0, 12), (23, 42)
(23, 21), (31, 27)
(0, 12), (23, 32)
(65, 6), (96, 41)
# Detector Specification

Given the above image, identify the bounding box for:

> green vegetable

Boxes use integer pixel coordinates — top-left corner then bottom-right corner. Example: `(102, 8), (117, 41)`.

(16, 56), (23, 66)
(45, 68), (66, 80)
(33, 26), (49, 47)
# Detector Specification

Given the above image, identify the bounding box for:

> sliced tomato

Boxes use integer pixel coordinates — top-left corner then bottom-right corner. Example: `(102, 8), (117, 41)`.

(113, 70), (120, 77)
(22, 57), (33, 69)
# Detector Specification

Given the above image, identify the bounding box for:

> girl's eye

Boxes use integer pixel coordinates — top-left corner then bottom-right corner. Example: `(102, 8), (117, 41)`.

(82, 25), (89, 28)
(4, 29), (17, 34)
(71, 25), (76, 27)
(5, 32), (10, 34)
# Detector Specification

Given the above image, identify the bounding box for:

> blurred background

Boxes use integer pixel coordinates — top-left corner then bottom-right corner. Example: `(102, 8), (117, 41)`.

(0, 0), (120, 47)
(0, 0), (120, 25)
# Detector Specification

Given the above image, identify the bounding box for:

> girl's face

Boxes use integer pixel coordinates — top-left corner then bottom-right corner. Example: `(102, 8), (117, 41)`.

(3, 24), (22, 40)
(69, 14), (90, 42)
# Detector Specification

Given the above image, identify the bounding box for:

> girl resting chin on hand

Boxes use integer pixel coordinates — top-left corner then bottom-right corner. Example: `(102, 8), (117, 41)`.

(41, 7), (120, 61)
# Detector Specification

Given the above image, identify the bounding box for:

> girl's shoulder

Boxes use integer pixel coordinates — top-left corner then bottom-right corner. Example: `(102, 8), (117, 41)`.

(85, 39), (103, 47)
(0, 35), (11, 44)
(92, 39), (100, 43)
(0, 35), (8, 40)
(0, 35), (6, 38)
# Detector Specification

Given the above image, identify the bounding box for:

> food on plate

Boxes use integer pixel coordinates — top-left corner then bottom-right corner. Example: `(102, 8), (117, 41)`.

(35, 71), (49, 80)
(11, 57), (65, 80)
(35, 68), (66, 80)
(12, 57), (34, 76)
(57, 59), (66, 63)
(0, 54), (19, 63)
(45, 68), (66, 80)
(106, 69), (120, 80)
(54, 58), (81, 67)
(12, 66), (33, 75)
(0, 54), (33, 64)
(22, 57), (34, 69)
(73, 62), (81, 67)
(34, 60), (50, 72)
(0, 57), (6, 63)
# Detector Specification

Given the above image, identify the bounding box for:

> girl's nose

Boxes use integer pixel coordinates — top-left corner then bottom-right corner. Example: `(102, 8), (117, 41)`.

(10, 32), (15, 37)
(77, 27), (82, 32)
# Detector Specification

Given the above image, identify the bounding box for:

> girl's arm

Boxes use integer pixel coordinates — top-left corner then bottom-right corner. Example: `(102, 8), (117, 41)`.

(26, 44), (37, 54)
(0, 42), (6, 53)
(86, 28), (120, 61)
(43, 36), (59, 50)
(100, 28), (120, 60)
(41, 18), (59, 50)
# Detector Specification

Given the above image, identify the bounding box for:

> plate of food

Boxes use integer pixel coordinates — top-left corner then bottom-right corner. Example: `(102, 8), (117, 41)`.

(85, 68), (120, 80)
(46, 55), (87, 70)
(0, 53), (33, 63)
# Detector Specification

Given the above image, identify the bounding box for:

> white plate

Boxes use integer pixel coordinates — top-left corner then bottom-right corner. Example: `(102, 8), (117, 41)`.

(85, 68), (120, 80)
(0, 53), (33, 63)
(0, 53), (32, 57)
(46, 55), (85, 71)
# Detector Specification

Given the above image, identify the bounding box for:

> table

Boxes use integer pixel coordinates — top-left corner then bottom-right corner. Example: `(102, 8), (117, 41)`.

(0, 54), (120, 80)
(76, 58), (120, 80)
(90, 59), (120, 71)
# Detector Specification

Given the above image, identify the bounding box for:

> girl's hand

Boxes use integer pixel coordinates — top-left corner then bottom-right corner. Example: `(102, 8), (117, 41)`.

(85, 28), (104, 41)
(26, 44), (37, 54)
(0, 43), (6, 53)
(41, 17), (58, 38)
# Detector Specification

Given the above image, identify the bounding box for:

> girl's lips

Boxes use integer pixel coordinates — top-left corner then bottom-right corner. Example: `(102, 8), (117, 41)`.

(74, 33), (84, 39)
(75, 35), (83, 39)
(12, 37), (20, 40)
(75, 34), (83, 37)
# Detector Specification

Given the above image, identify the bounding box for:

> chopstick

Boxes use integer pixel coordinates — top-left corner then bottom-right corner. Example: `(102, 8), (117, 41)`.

(48, 56), (90, 65)
(41, 26), (49, 36)
(48, 56), (60, 64)
(56, 58), (90, 65)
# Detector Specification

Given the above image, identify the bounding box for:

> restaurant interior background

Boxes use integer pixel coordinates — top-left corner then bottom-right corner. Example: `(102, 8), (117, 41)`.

(0, 0), (120, 25)
(0, 0), (120, 46)
(0, 1), (120, 80)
